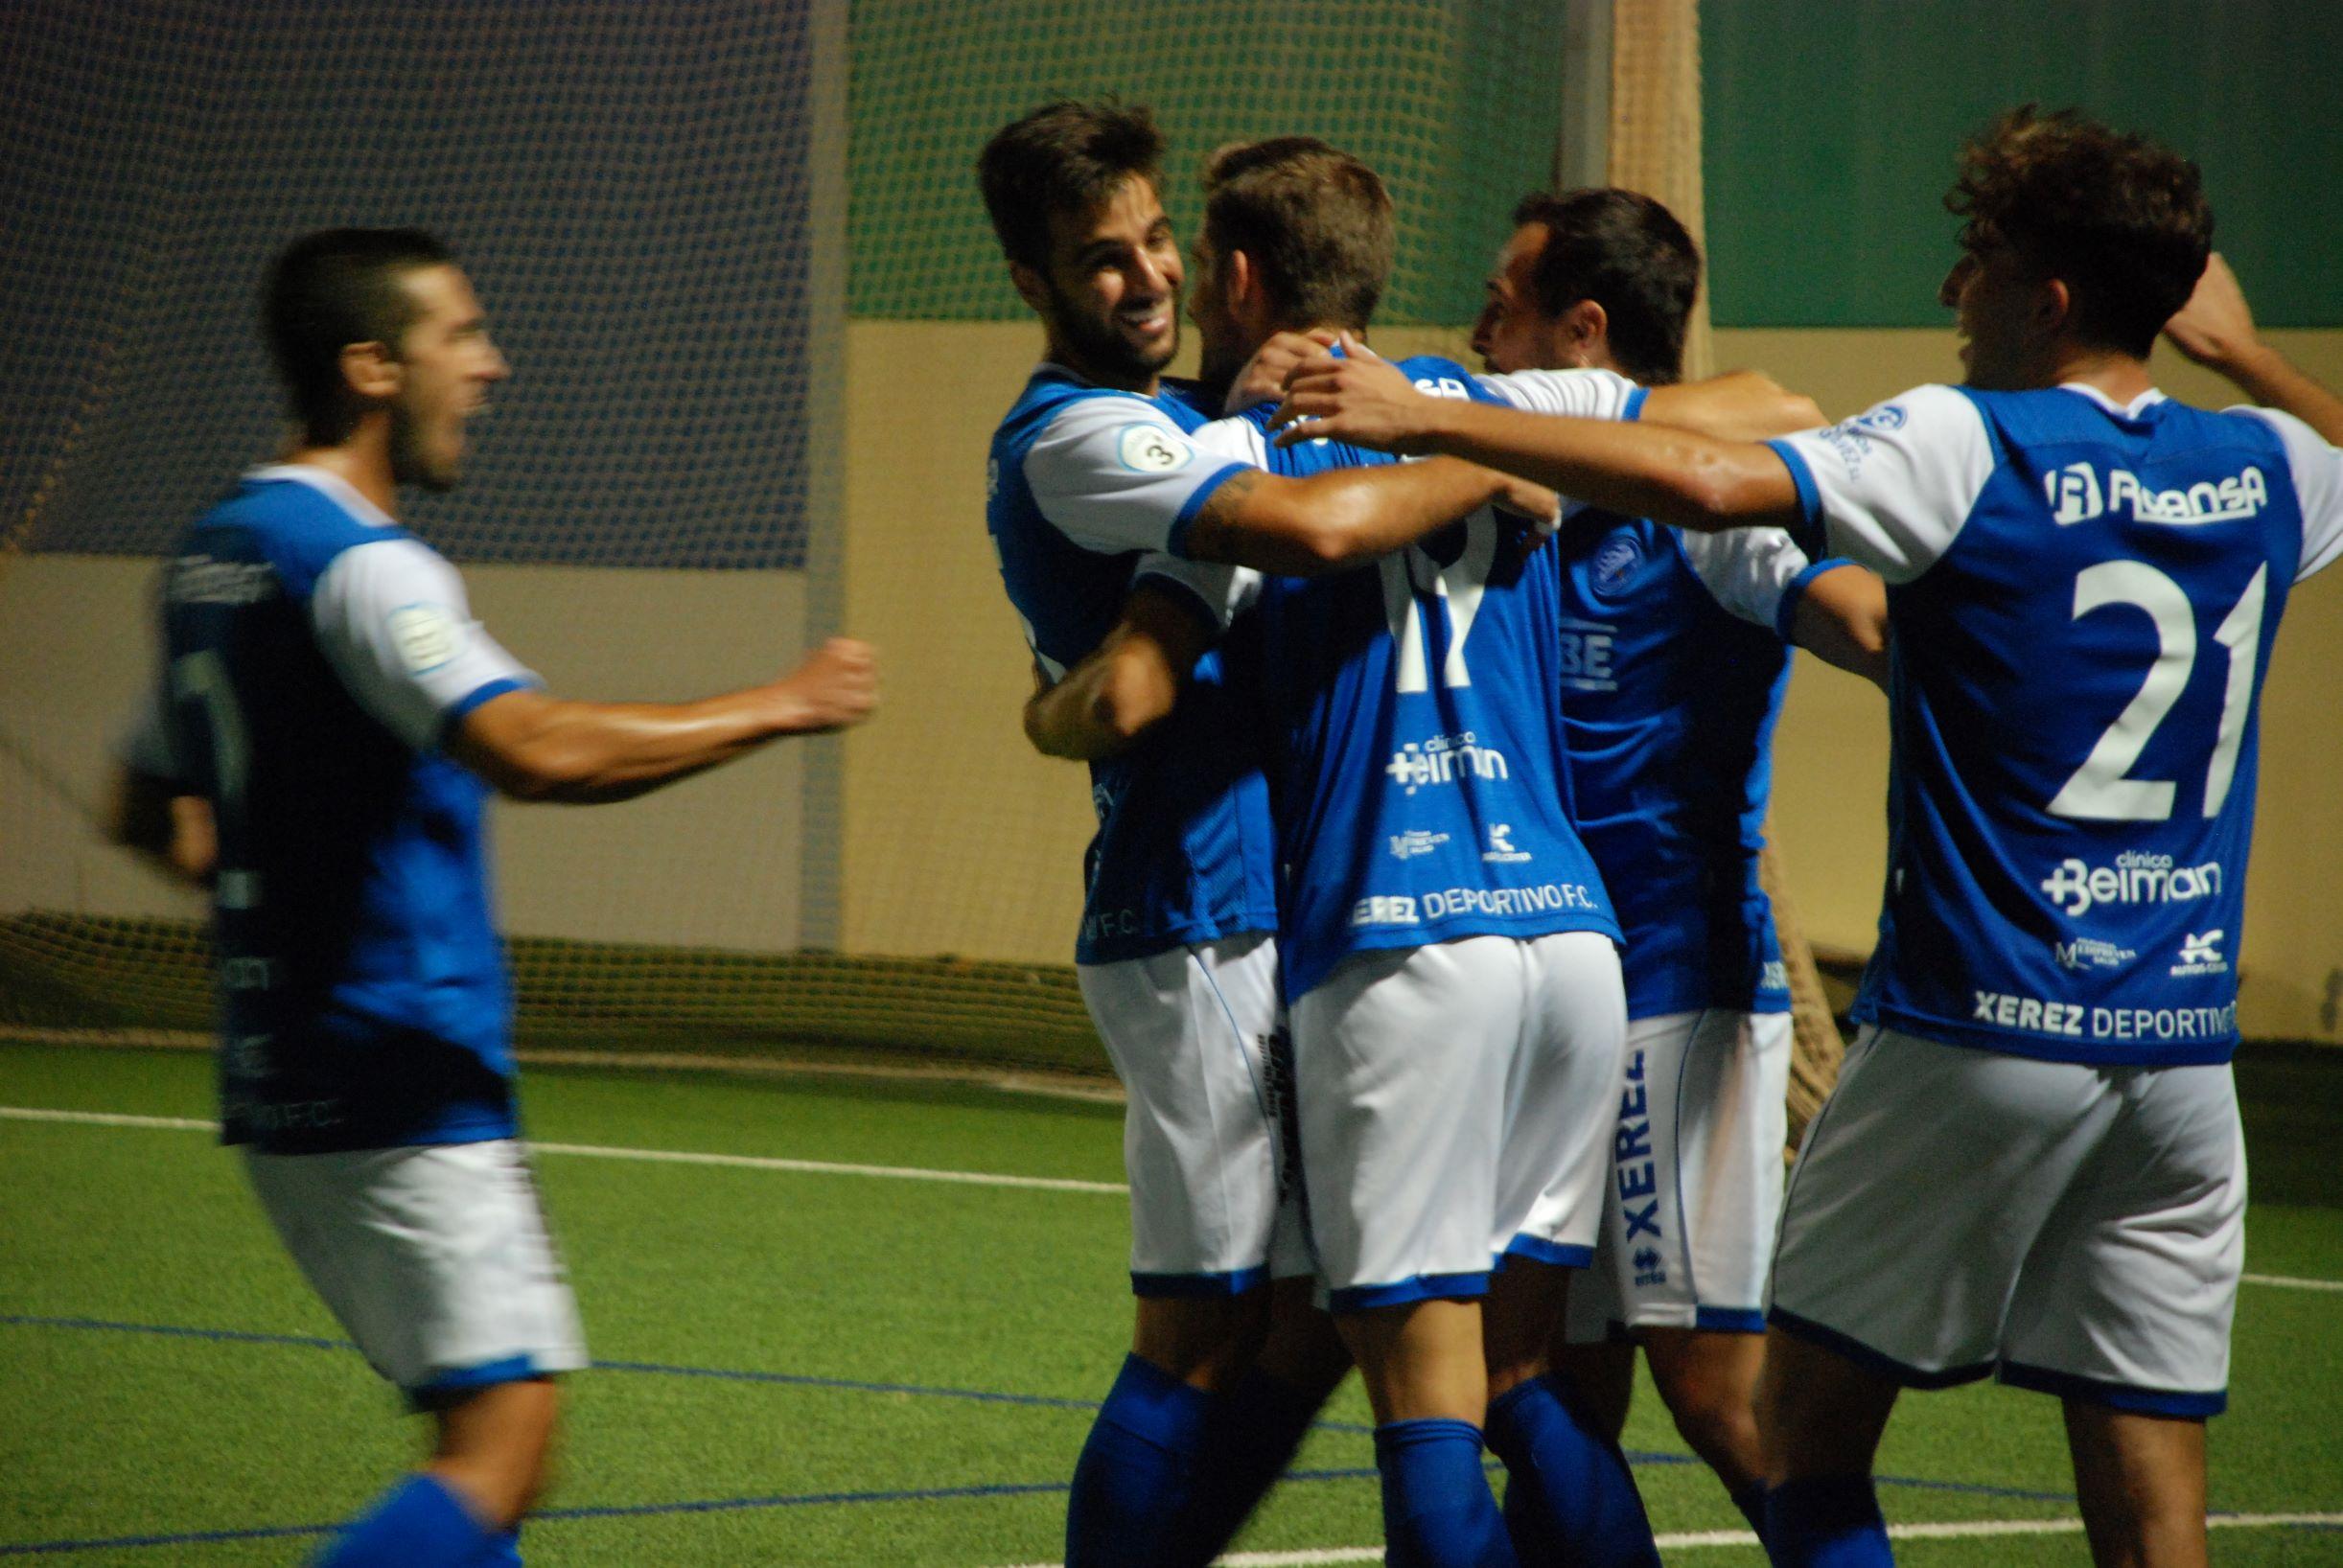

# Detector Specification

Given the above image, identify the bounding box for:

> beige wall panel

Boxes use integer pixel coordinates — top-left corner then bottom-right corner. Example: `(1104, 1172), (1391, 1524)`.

(0, 555), (807, 952)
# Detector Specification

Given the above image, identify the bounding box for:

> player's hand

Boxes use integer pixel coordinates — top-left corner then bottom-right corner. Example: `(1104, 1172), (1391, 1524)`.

(778, 637), (879, 733)
(1224, 329), (1342, 413)
(1270, 336), (1435, 453)
(2163, 253), (2261, 371)
(1493, 472), (1563, 531)
(1649, 369), (1823, 441)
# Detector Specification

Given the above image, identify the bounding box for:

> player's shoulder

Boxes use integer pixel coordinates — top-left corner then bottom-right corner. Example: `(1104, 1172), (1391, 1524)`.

(1393, 354), (1479, 400)
(204, 466), (416, 599)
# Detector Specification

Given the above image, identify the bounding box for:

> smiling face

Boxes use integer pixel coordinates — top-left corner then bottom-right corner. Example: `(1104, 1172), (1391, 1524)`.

(1023, 174), (1182, 390)
(383, 264), (508, 491)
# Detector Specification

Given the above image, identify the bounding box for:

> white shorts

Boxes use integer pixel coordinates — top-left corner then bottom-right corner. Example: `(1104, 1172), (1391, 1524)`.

(1290, 932), (1627, 1314)
(1770, 1026), (2243, 1417)
(244, 1138), (589, 1407)
(1566, 1007), (1790, 1341)
(1079, 934), (1308, 1294)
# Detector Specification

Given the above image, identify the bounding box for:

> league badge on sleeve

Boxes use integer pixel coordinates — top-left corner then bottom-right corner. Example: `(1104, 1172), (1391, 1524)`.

(387, 603), (462, 674)
(1117, 423), (1192, 474)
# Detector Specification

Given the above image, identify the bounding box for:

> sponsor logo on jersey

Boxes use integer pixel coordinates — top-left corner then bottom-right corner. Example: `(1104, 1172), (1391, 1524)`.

(1115, 423), (1192, 473)
(1589, 534), (1642, 598)
(168, 554), (276, 606)
(2047, 462), (2268, 527)
(1816, 406), (1905, 476)
(1971, 988), (2237, 1043)
(1615, 1048), (1665, 1271)
(2169, 930), (2230, 978)
(2040, 851), (2222, 918)
(1411, 375), (1473, 402)
(1385, 730), (1510, 796)
(1972, 990), (2089, 1036)
(1760, 959), (1790, 992)
(1557, 617), (1618, 692)
(1349, 882), (1600, 927)
(1481, 823), (1533, 864)
(387, 603), (460, 675)
(1388, 829), (1450, 861)
(1853, 404), (1908, 432)
(2053, 936), (2137, 972)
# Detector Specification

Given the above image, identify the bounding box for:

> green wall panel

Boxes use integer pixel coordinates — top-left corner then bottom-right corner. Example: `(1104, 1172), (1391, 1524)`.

(1705, 0), (2339, 327)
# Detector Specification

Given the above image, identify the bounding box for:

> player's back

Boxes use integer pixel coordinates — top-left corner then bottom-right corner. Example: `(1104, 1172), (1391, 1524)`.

(1811, 385), (2321, 1065)
(986, 367), (1278, 963)
(161, 468), (518, 1150)
(1218, 357), (1617, 1001)
(1548, 513), (1796, 1019)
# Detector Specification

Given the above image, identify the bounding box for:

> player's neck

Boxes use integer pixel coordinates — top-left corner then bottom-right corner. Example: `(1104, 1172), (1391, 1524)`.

(1043, 333), (1157, 397)
(2045, 344), (2155, 404)
(282, 427), (401, 519)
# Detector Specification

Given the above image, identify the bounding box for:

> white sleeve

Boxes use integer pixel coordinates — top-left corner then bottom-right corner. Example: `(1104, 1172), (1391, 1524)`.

(1022, 396), (1256, 557)
(2232, 405), (2343, 583)
(1673, 526), (1819, 634)
(1472, 367), (1646, 422)
(309, 538), (540, 751)
(114, 674), (184, 781)
(1764, 383), (1992, 585)
(1131, 552), (1262, 634)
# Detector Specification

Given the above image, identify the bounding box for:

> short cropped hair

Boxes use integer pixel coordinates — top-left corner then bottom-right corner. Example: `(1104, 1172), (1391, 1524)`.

(1508, 188), (1699, 385)
(978, 100), (1165, 272)
(1201, 137), (1394, 333)
(264, 227), (452, 444)
(1947, 105), (2213, 357)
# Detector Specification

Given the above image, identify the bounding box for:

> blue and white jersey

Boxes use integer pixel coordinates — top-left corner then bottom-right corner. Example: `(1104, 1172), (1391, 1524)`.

(986, 364), (1280, 964)
(1771, 383), (2343, 1066)
(1546, 515), (1844, 1019)
(1190, 357), (1630, 1002)
(121, 466), (539, 1152)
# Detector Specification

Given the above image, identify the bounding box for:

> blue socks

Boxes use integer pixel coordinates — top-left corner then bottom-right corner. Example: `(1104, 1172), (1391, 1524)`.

(1763, 1476), (1892, 1567)
(1484, 1372), (1660, 1567)
(1374, 1418), (1519, 1568)
(1166, 1367), (1327, 1565)
(1065, 1353), (1215, 1568)
(311, 1474), (499, 1566)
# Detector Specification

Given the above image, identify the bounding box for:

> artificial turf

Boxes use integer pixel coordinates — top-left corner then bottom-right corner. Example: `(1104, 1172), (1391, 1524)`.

(1, 1038), (2335, 1565)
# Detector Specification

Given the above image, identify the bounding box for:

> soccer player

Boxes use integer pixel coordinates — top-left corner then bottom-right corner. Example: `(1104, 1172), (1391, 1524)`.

(1273, 108), (2343, 1568)
(104, 227), (877, 1568)
(975, 103), (1562, 1568)
(1032, 136), (1821, 1568)
(1468, 187), (1883, 1541)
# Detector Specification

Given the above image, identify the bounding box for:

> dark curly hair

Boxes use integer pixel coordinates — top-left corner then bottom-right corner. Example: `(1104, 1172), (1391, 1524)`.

(978, 100), (1165, 272)
(1946, 105), (2212, 358)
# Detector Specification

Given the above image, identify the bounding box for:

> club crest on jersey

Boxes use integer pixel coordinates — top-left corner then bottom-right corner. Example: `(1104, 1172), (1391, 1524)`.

(2046, 461), (2267, 526)
(1589, 534), (1642, 598)
(1116, 423), (1191, 473)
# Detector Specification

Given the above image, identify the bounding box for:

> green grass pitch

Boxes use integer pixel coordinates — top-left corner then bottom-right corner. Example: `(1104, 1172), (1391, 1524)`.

(2, 1038), (2336, 1564)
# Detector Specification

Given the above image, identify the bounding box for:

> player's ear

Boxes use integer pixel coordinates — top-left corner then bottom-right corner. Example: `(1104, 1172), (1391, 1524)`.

(1007, 261), (1052, 314)
(2037, 276), (2075, 336)
(1225, 247), (1256, 311)
(340, 340), (403, 402)
(1564, 298), (1609, 356)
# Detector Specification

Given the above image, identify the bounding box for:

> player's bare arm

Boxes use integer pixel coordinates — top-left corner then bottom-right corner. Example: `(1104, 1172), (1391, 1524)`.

(1642, 370), (1824, 442)
(103, 769), (217, 887)
(2164, 252), (2343, 445)
(450, 636), (877, 804)
(1180, 461), (1559, 575)
(1276, 349), (1800, 535)
(1024, 583), (1219, 761)
(1788, 564), (1890, 691)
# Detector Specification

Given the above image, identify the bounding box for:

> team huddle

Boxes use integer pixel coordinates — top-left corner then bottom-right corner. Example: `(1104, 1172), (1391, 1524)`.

(977, 100), (2343, 1568)
(103, 89), (2342, 1568)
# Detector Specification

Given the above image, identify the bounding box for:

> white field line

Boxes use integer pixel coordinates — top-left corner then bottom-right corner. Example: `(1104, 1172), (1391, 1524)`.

(992, 1511), (2343, 1566)
(10, 1108), (2343, 1277)
(0, 1106), (1127, 1195)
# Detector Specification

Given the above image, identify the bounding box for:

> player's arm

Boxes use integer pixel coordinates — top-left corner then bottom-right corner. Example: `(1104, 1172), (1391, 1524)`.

(313, 537), (876, 805)
(1277, 348), (1800, 535)
(1026, 397), (1558, 581)
(1642, 371), (1825, 442)
(1179, 459), (1558, 575)
(2165, 253), (2343, 445)
(102, 680), (216, 886)
(450, 638), (876, 804)
(1023, 578), (1226, 761)
(1789, 565), (1890, 690)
